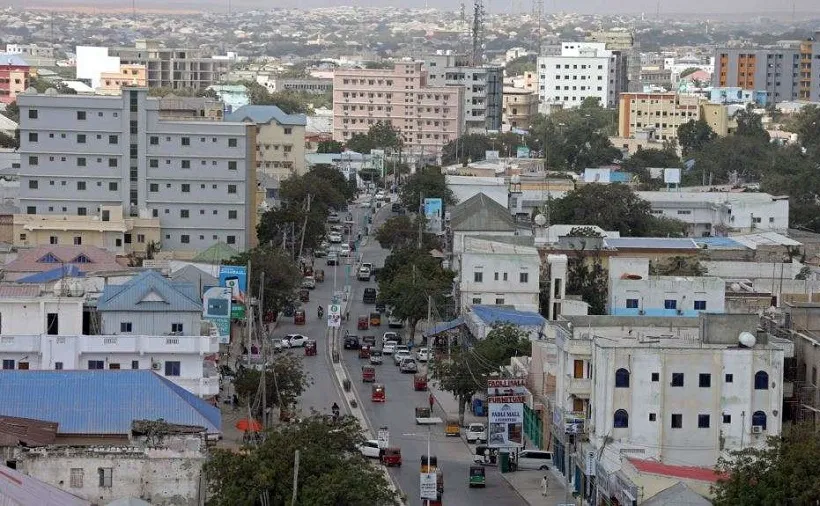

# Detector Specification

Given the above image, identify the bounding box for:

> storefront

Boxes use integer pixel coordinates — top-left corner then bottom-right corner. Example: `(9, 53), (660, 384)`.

(595, 461), (638, 506)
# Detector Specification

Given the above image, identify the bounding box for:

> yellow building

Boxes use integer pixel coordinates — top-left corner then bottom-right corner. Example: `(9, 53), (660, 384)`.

(502, 87), (539, 131)
(226, 105), (307, 182)
(12, 206), (160, 256)
(618, 92), (732, 142)
(97, 64), (147, 95)
(700, 102), (736, 136)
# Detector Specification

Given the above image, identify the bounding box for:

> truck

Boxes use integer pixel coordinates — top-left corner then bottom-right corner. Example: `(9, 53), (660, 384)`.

(415, 406), (443, 425)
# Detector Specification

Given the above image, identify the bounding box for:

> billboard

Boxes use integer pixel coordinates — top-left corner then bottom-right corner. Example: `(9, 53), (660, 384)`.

(516, 146), (530, 159)
(219, 265), (247, 302)
(327, 303), (342, 328)
(488, 402), (524, 448)
(485, 150), (500, 162)
(423, 198), (443, 234)
(203, 286), (232, 343)
(371, 149), (385, 176)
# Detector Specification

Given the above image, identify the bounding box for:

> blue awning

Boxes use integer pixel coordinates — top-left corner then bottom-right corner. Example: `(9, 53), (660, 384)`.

(423, 317), (465, 337)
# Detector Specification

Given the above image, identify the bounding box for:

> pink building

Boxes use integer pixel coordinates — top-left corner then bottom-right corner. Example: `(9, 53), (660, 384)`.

(333, 62), (464, 157)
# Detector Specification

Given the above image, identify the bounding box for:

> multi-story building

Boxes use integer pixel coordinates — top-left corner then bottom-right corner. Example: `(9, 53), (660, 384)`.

(16, 87), (257, 253)
(268, 77), (333, 95)
(158, 95), (224, 121)
(4, 43), (55, 67)
(425, 52), (503, 133)
(226, 105), (307, 181)
(617, 92), (703, 141)
(548, 313), (792, 503)
(0, 54), (30, 105)
(585, 31), (634, 51)
(76, 40), (231, 90)
(639, 191), (789, 237)
(333, 62), (464, 157)
(712, 43), (816, 102)
(537, 42), (627, 112)
(502, 87), (538, 131)
(96, 64), (147, 95)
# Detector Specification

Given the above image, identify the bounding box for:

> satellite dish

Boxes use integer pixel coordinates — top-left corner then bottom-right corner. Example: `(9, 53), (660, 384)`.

(534, 214), (547, 227)
(738, 331), (756, 348)
(730, 283), (741, 292)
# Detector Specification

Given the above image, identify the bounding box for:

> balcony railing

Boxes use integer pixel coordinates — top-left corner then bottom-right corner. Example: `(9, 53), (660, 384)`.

(566, 375), (591, 397)
(0, 334), (219, 355)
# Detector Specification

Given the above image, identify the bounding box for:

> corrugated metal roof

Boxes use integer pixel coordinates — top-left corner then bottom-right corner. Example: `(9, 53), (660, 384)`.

(169, 265), (218, 290)
(0, 463), (91, 506)
(225, 105), (307, 126)
(471, 305), (545, 327)
(17, 265), (85, 284)
(693, 236), (744, 249)
(0, 370), (220, 435)
(604, 237), (699, 250)
(424, 317), (465, 337)
(641, 482), (712, 506)
(191, 242), (237, 264)
(0, 53), (29, 66)
(0, 284), (41, 298)
(97, 270), (201, 312)
(450, 192), (515, 232)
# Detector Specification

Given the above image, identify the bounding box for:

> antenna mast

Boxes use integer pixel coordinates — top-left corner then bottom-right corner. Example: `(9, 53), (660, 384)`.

(534, 0), (543, 55)
(471, 0), (485, 66)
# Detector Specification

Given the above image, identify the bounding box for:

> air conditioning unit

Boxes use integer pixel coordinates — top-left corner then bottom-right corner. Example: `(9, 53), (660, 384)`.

(751, 425), (763, 434)
(151, 362), (161, 370)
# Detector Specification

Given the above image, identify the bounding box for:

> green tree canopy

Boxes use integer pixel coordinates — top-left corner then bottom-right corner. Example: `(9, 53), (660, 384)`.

(344, 121), (403, 155)
(440, 133), (493, 165)
(621, 147), (682, 190)
(733, 104), (770, 142)
(204, 415), (398, 506)
(504, 54), (537, 76)
(791, 104), (820, 162)
(677, 118), (717, 157)
(233, 352), (312, 417)
(374, 215), (437, 250)
(226, 247), (302, 314)
(398, 166), (457, 210)
(243, 81), (312, 114)
(316, 139), (343, 154)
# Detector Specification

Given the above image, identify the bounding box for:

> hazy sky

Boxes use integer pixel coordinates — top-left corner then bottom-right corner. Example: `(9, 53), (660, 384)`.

(11, 0), (820, 15)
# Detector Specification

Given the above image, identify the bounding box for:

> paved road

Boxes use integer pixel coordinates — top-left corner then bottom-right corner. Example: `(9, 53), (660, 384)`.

(338, 203), (528, 506)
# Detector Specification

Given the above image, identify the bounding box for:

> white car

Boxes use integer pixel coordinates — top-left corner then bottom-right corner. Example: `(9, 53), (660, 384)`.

(517, 450), (554, 471)
(301, 276), (316, 289)
(369, 350), (383, 365)
(399, 358), (418, 373)
(358, 439), (381, 459)
(361, 262), (373, 271)
(466, 423), (487, 444)
(382, 332), (398, 344)
(357, 267), (371, 281)
(282, 334), (308, 348)
(382, 341), (397, 354)
(393, 350), (411, 366)
(388, 316), (404, 328)
(415, 347), (430, 362)
(339, 244), (351, 257)
(328, 233), (343, 243)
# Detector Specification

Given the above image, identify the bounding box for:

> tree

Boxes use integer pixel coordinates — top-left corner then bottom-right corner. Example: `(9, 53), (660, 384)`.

(621, 147), (682, 189)
(677, 118), (717, 156)
(204, 415), (398, 506)
(5, 101), (19, 123)
(0, 131), (17, 149)
(243, 81), (312, 114)
(562, 227), (609, 314)
(374, 215), (436, 250)
(233, 352), (311, 416)
(226, 247), (302, 314)
(440, 133), (493, 165)
(504, 54), (537, 76)
(430, 324), (531, 424)
(317, 139), (343, 153)
(712, 423), (820, 506)
(399, 166), (457, 210)
(791, 104), (820, 162)
(733, 104), (770, 142)
(344, 122), (402, 155)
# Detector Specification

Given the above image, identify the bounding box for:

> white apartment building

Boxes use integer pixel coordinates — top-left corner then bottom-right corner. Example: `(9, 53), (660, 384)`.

(457, 236), (540, 313)
(548, 313), (792, 502)
(537, 42), (627, 112)
(639, 191), (790, 237)
(16, 87), (257, 253)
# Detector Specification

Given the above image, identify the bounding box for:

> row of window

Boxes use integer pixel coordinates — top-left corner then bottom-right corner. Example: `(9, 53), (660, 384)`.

(613, 409), (768, 430)
(27, 109), (119, 120)
(29, 155), (119, 168)
(341, 78), (395, 86)
(624, 298), (707, 310)
(1, 358), (180, 377)
(29, 179), (118, 191)
(148, 182), (238, 194)
(166, 233), (237, 245)
(148, 158), (238, 170)
(258, 144), (293, 152)
(474, 271), (529, 283)
(68, 466), (113, 489)
(551, 64), (606, 70)
(555, 86), (605, 92)
(149, 135), (240, 147)
(119, 322), (183, 333)
(24, 233), (146, 246)
(27, 132), (120, 144)
(471, 296), (506, 305)
(614, 368), (771, 389)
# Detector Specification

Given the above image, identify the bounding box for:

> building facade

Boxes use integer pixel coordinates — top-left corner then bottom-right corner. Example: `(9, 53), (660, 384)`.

(502, 87), (538, 131)
(269, 77), (333, 94)
(333, 62), (464, 157)
(16, 87), (257, 253)
(537, 42), (627, 112)
(609, 275), (726, 316)
(712, 46), (811, 102)
(617, 92), (703, 142)
(226, 105), (307, 181)
(425, 53), (503, 133)
(97, 64), (147, 95)
(0, 54), (30, 104)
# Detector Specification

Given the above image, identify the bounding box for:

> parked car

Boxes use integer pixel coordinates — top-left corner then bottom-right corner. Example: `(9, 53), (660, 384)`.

(466, 423), (487, 444)
(382, 341), (398, 354)
(271, 339), (284, 354)
(387, 316), (404, 328)
(282, 334), (308, 348)
(415, 347), (430, 362)
(357, 440), (381, 459)
(391, 203), (402, 212)
(399, 358), (418, 373)
(516, 450), (554, 471)
(301, 276), (316, 289)
(328, 232), (343, 243)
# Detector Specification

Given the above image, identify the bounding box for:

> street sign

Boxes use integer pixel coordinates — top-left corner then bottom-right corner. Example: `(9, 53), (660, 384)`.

(419, 472), (437, 500)
(377, 426), (389, 449)
(328, 303), (341, 328)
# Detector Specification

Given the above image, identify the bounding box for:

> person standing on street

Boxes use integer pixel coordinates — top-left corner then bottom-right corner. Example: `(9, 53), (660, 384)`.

(428, 392), (435, 411)
(541, 475), (549, 496)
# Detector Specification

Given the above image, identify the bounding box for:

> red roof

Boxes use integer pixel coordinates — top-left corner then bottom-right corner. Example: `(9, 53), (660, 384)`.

(627, 458), (725, 483)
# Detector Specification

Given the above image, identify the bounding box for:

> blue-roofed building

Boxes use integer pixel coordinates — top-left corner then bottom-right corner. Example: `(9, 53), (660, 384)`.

(207, 84), (249, 112)
(0, 370), (218, 506)
(466, 305), (546, 340)
(226, 105), (307, 182)
(97, 270), (202, 336)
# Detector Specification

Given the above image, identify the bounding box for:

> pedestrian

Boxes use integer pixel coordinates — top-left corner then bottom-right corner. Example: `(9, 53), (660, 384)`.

(232, 393), (239, 411)
(541, 475), (549, 496)
(428, 392), (435, 411)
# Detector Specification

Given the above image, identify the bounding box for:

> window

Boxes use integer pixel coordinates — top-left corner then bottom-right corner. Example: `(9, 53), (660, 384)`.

(519, 272), (529, 283)
(28, 180), (38, 189)
(754, 370), (769, 390)
(88, 360), (105, 370)
(671, 373), (684, 387)
(77, 181), (86, 190)
(164, 361), (181, 376)
(495, 297), (505, 305)
(131, 360), (139, 369)
(26, 206), (35, 215)
(474, 272), (483, 283)
(615, 368), (630, 388)
(227, 235), (236, 245)
(698, 414), (710, 428)
(28, 156), (38, 166)
(73, 236), (82, 245)
(98, 467), (112, 488)
(228, 210), (238, 219)
(181, 160), (191, 169)
(78, 207), (87, 216)
(120, 322), (133, 333)
(472, 297), (482, 304)
(228, 185), (237, 194)
(2, 360), (14, 370)
(649, 413), (656, 421)
(228, 138), (237, 147)
(181, 234), (190, 244)
(664, 299), (677, 310)
(70, 468), (83, 488)
(149, 183), (159, 192)
(77, 133), (87, 144)
(49, 236), (58, 245)
(171, 323), (184, 333)
(723, 413), (732, 423)
(181, 184), (190, 193)
(228, 161), (237, 171)
(613, 409), (629, 428)
(109, 135), (118, 144)
(651, 372), (659, 382)
(694, 300), (707, 310)
(752, 411), (767, 430)
(108, 158), (118, 168)
(150, 136), (159, 145)
(699, 373), (711, 388)
(28, 109), (38, 119)
(671, 413), (683, 429)
(725, 373), (733, 383)
(181, 137), (190, 146)
(149, 159), (158, 168)
(77, 157), (87, 167)
(626, 298), (639, 309)
(284, 127), (292, 135)
(77, 111), (86, 120)
(180, 209), (189, 218)
(109, 182), (118, 191)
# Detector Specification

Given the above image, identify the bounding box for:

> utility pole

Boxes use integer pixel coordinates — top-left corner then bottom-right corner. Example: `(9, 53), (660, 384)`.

(245, 260), (252, 369)
(298, 193), (311, 262)
(418, 194), (424, 250)
(291, 449), (300, 506)
(259, 272), (266, 428)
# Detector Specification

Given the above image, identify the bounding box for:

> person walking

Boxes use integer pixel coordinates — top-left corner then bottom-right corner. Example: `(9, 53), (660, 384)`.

(428, 392), (435, 411)
(541, 475), (549, 496)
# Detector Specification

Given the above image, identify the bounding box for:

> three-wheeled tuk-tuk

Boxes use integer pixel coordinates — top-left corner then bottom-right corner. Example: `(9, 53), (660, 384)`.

(294, 309), (306, 325)
(381, 447), (402, 467)
(414, 406), (442, 425)
(468, 465), (486, 488)
(358, 315), (369, 330)
(359, 344), (371, 359)
(413, 373), (428, 391)
(299, 289), (310, 302)
(369, 312), (382, 326)
(362, 365), (376, 383)
(305, 340), (317, 356)
(371, 383), (386, 402)
(315, 269), (325, 282)
(445, 418), (460, 437)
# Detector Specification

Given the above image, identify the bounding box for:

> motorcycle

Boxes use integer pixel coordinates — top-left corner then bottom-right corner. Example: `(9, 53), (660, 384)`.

(318, 306), (324, 319)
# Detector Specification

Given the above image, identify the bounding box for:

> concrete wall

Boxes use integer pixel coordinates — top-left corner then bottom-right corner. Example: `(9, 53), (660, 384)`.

(459, 250), (540, 312)
(0, 298), (84, 335)
(609, 276), (726, 317)
(256, 121), (306, 181)
(100, 310), (202, 336)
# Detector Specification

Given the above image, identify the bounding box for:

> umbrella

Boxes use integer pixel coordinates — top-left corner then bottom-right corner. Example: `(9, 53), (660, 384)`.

(235, 418), (263, 432)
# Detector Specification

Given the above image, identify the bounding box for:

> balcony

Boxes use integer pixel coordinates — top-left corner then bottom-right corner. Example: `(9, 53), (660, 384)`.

(566, 375), (591, 397)
(0, 335), (41, 353)
(171, 376), (219, 397)
(78, 335), (219, 355)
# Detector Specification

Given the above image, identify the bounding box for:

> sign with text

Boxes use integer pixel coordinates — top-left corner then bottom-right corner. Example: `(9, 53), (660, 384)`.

(327, 303), (341, 328)
(423, 198), (443, 234)
(487, 395), (526, 404)
(219, 265), (247, 305)
(488, 402), (524, 448)
(202, 286), (232, 344)
(377, 427), (390, 449)
(487, 378), (527, 397)
(419, 472), (438, 500)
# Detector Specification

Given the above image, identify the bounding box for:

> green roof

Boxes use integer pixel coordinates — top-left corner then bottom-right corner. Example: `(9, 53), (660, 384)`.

(192, 242), (238, 264)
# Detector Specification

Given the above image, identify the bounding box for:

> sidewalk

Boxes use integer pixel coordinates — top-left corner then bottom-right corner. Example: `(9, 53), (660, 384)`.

(500, 468), (572, 506)
(428, 381), (484, 425)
